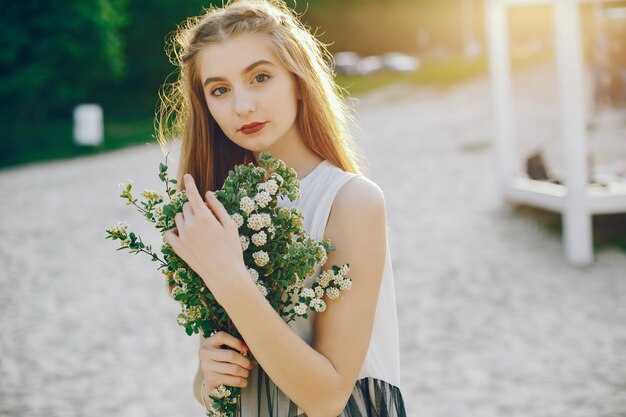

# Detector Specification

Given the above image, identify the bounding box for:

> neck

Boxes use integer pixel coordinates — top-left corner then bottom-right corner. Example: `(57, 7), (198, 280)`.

(253, 126), (323, 181)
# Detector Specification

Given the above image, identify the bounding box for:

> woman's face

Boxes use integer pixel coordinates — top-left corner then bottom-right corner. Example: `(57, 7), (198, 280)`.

(198, 33), (301, 153)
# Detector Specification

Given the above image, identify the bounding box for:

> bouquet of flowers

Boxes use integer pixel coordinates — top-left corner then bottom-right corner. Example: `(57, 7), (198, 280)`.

(105, 151), (352, 416)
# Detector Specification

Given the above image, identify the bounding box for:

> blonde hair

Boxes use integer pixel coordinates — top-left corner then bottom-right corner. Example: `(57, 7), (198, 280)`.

(155, 0), (365, 195)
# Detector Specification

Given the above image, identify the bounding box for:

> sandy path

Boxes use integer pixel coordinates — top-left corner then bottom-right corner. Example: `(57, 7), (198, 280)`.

(1, 64), (625, 417)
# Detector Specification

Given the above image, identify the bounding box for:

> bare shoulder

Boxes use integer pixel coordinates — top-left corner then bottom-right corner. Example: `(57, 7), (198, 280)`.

(323, 174), (387, 247)
(327, 174), (386, 231)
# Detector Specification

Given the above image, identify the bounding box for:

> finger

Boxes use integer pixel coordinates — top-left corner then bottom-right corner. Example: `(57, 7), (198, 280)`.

(209, 347), (253, 370)
(182, 201), (194, 220)
(208, 361), (250, 379)
(216, 331), (248, 354)
(174, 212), (185, 235)
(163, 228), (179, 247)
(204, 373), (248, 389)
(183, 174), (207, 214)
(205, 191), (234, 228)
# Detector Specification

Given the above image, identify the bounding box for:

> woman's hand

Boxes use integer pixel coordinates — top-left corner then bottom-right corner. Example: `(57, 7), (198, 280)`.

(199, 331), (254, 393)
(163, 174), (247, 301)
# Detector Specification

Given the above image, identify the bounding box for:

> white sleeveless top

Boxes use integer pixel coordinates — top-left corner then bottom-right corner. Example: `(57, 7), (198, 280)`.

(238, 159), (406, 417)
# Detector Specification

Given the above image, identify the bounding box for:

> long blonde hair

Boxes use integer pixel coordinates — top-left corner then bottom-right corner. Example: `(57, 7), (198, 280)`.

(155, 0), (365, 195)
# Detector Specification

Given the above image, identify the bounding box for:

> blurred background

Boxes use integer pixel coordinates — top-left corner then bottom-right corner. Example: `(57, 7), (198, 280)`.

(1, 0), (625, 416)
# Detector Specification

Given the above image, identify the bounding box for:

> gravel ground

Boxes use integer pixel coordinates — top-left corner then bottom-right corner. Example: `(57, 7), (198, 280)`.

(1, 63), (625, 417)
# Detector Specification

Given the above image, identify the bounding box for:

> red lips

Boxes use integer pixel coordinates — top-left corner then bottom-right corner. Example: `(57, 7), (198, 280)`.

(239, 122), (267, 134)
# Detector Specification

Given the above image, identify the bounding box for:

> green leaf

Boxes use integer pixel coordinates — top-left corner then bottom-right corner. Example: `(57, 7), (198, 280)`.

(163, 204), (176, 217)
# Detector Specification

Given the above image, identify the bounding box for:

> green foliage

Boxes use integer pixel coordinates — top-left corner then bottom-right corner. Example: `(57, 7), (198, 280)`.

(0, 0), (131, 167)
(105, 151), (353, 415)
(0, 0), (130, 109)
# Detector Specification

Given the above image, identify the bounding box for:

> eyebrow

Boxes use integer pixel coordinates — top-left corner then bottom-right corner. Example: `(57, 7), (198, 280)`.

(203, 59), (275, 87)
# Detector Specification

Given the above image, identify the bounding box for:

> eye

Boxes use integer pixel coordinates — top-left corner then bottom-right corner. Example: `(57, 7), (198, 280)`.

(254, 73), (271, 83)
(210, 86), (229, 97)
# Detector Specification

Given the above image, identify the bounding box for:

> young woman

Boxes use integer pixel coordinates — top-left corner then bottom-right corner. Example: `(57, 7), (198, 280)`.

(158, 0), (406, 415)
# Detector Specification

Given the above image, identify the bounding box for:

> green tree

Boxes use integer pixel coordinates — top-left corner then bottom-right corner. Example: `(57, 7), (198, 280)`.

(0, 0), (129, 164)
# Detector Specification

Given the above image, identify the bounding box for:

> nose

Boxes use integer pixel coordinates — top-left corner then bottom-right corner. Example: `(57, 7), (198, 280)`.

(234, 89), (255, 117)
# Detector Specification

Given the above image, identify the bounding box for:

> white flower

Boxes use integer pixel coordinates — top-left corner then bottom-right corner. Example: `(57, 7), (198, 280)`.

(188, 305), (202, 320)
(299, 288), (315, 299)
(177, 304), (202, 325)
(152, 206), (164, 225)
(266, 179), (279, 195)
(254, 166), (266, 176)
(294, 303), (307, 316)
(261, 213), (272, 228)
(110, 221), (129, 234)
(170, 285), (186, 298)
(271, 173), (284, 186)
(326, 287), (340, 300)
(252, 251), (270, 267)
(239, 197), (256, 214)
(210, 385), (231, 399)
(286, 208), (304, 228)
(316, 245), (328, 265)
(257, 282), (268, 297)
(251, 231), (267, 247)
(314, 286), (324, 298)
(316, 270), (334, 288)
(230, 213), (244, 228)
(339, 278), (352, 291)
(340, 264), (350, 276)
(310, 298), (327, 313)
(254, 191), (272, 208)
(247, 214), (264, 231)
(248, 268), (259, 283)
(240, 236), (250, 251)
(267, 225), (276, 239)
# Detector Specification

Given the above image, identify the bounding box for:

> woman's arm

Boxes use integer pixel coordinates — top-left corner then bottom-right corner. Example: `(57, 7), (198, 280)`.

(219, 176), (387, 417)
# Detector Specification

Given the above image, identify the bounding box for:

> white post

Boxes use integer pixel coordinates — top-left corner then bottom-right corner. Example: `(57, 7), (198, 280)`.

(73, 104), (104, 147)
(486, 0), (516, 197)
(553, 0), (593, 265)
